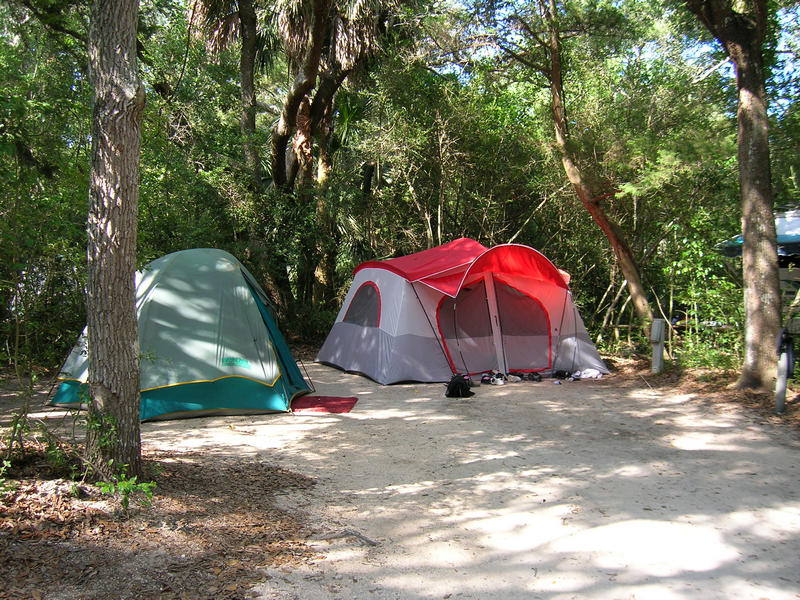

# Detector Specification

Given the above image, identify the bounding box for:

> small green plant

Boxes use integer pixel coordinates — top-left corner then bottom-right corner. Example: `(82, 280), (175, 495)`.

(39, 427), (82, 479)
(3, 407), (31, 462)
(0, 460), (17, 497)
(97, 463), (156, 512)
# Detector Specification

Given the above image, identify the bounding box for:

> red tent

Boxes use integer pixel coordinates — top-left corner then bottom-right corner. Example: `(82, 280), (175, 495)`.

(318, 238), (606, 384)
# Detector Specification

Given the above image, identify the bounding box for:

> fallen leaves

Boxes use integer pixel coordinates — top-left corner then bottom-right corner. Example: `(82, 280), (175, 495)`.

(0, 450), (321, 599)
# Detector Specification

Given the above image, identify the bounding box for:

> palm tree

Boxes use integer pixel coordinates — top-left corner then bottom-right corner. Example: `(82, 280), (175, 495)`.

(270, 0), (398, 190)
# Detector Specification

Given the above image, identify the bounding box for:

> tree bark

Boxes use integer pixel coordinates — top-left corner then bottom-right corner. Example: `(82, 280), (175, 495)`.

(684, 0), (781, 390)
(86, 0), (144, 479)
(239, 0), (262, 193)
(544, 0), (653, 327)
(283, 66), (349, 190)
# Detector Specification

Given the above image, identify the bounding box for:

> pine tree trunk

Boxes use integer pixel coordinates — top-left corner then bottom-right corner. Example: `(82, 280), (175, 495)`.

(733, 33), (781, 389)
(684, 0), (781, 390)
(86, 0), (144, 479)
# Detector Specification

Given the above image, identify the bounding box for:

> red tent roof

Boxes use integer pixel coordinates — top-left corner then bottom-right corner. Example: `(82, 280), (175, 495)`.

(354, 238), (569, 297)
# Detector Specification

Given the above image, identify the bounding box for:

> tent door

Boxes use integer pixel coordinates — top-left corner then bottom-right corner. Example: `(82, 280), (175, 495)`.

(437, 281), (495, 374)
(438, 276), (552, 375)
(494, 280), (552, 372)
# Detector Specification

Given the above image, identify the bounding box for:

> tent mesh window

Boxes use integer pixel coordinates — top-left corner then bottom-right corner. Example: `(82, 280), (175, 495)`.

(438, 282), (495, 373)
(343, 282), (380, 327)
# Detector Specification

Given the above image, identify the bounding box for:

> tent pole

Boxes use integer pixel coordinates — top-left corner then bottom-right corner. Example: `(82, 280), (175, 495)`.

(483, 273), (508, 374)
(411, 282), (452, 373)
(551, 288), (569, 371)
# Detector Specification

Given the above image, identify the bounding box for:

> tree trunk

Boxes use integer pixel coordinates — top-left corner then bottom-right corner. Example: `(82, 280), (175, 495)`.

(270, 0), (330, 189)
(239, 0), (261, 193)
(86, 0), (144, 479)
(545, 0), (653, 327)
(294, 95), (314, 186)
(314, 100), (338, 305)
(684, 0), (781, 390)
(312, 69), (345, 188)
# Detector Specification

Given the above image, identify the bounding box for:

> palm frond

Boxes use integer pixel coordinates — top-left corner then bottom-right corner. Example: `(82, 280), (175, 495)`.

(192, 0), (241, 53)
(253, 5), (282, 71)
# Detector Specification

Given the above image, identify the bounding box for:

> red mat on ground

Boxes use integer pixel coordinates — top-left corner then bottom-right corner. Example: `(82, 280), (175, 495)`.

(291, 395), (358, 413)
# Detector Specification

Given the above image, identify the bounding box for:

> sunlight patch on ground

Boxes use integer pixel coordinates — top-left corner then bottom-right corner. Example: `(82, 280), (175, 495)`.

(455, 504), (577, 552)
(378, 480), (438, 496)
(608, 464), (651, 477)
(458, 450), (520, 465)
(668, 430), (750, 451)
(345, 408), (460, 421)
(379, 571), (536, 599)
(719, 505), (800, 541)
(548, 519), (739, 577)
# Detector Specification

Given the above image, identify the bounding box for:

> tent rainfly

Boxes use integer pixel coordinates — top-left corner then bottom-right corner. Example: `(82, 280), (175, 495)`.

(51, 248), (310, 421)
(316, 238), (608, 384)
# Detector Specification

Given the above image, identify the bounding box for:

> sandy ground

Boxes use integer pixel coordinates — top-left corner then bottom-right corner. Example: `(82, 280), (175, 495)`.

(136, 363), (800, 600)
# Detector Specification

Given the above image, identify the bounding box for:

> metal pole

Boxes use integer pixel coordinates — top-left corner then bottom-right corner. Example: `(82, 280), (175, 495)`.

(651, 318), (666, 374)
(776, 349), (788, 415)
(775, 328), (794, 415)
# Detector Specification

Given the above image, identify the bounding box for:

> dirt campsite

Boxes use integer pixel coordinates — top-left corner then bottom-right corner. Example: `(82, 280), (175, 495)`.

(2, 361), (800, 600)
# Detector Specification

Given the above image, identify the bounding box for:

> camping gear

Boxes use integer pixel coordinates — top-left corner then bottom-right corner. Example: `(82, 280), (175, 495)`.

(316, 238), (608, 384)
(50, 248), (310, 421)
(445, 374), (474, 397)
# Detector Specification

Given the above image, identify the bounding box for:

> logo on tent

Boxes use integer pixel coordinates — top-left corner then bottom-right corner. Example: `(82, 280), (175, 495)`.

(222, 357), (251, 368)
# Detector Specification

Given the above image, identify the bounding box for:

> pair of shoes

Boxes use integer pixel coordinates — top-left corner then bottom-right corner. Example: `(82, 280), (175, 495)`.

(490, 372), (505, 385)
(506, 374), (522, 382)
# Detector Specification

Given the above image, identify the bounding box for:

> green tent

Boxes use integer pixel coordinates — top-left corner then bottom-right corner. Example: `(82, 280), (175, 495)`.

(51, 248), (310, 421)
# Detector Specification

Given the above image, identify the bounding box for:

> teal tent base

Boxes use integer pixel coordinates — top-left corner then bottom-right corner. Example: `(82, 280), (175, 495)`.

(52, 376), (296, 421)
(50, 379), (87, 407)
(142, 376), (293, 421)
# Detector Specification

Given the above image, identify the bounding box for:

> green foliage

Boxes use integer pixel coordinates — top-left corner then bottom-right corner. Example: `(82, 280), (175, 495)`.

(0, 2), (89, 368)
(0, 459), (17, 497)
(84, 409), (119, 453)
(2, 387), (81, 485)
(4, 408), (31, 460)
(1, 390), (154, 509)
(97, 463), (156, 512)
(2, 0), (798, 381)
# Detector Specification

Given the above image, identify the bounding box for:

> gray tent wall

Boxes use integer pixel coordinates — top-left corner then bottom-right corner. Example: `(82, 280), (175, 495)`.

(550, 293), (608, 375)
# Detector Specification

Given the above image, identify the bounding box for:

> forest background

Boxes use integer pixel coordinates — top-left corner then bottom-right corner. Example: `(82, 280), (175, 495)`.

(2, 0), (799, 382)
